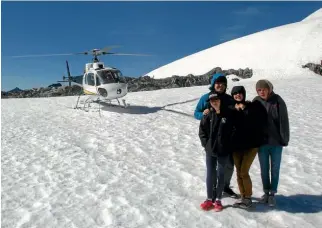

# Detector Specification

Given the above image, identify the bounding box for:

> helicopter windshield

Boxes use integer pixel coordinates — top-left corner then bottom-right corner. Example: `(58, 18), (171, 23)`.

(97, 70), (126, 84)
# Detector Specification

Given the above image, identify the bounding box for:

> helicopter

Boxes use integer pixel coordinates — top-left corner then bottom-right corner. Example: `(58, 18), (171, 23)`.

(11, 46), (152, 112)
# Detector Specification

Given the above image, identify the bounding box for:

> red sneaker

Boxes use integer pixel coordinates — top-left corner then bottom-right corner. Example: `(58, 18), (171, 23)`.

(214, 200), (223, 212)
(200, 200), (214, 211)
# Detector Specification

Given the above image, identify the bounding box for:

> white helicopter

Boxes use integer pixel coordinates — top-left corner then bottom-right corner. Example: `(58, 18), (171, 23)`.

(11, 46), (152, 112)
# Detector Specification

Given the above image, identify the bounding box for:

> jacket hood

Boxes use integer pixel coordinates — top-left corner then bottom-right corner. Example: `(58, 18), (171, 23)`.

(231, 86), (246, 103)
(209, 73), (226, 91)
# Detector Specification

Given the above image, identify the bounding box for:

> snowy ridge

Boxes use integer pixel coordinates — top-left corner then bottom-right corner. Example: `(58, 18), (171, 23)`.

(302, 8), (322, 21)
(146, 9), (322, 80)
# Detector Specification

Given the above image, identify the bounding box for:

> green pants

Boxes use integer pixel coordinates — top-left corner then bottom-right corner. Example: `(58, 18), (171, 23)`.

(233, 148), (258, 198)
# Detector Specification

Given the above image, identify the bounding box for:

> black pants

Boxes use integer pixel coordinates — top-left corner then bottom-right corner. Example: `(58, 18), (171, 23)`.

(224, 153), (234, 189)
(206, 154), (230, 200)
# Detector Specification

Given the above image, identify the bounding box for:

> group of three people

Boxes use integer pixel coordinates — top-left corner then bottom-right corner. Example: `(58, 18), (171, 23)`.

(194, 73), (290, 212)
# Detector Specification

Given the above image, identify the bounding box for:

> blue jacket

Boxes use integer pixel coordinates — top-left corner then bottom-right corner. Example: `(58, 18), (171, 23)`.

(194, 73), (225, 120)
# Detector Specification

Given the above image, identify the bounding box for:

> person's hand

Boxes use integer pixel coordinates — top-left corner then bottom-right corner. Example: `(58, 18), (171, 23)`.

(235, 103), (245, 110)
(203, 109), (210, 115)
(238, 103), (245, 110)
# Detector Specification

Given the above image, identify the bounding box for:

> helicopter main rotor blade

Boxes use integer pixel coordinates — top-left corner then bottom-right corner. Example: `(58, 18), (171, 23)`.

(106, 53), (153, 56)
(10, 53), (76, 58)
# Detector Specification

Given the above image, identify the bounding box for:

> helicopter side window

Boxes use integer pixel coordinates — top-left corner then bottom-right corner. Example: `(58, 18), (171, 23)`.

(86, 73), (95, 86)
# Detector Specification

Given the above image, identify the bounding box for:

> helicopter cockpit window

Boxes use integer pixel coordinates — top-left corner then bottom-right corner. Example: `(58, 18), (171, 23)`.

(114, 71), (126, 83)
(86, 73), (95, 86)
(97, 70), (126, 84)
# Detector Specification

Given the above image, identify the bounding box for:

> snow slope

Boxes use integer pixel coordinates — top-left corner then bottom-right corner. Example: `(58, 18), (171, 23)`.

(146, 8), (322, 79)
(2, 75), (322, 228)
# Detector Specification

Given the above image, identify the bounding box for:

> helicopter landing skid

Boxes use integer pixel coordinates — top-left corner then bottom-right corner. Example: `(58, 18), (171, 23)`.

(74, 95), (128, 116)
(74, 95), (98, 112)
(98, 98), (128, 109)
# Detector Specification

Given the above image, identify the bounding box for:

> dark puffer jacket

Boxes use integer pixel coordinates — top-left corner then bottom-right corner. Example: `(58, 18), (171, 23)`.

(232, 101), (268, 151)
(230, 86), (268, 151)
(199, 109), (235, 157)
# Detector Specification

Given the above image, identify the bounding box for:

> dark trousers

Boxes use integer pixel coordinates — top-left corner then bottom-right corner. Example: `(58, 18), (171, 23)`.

(224, 154), (234, 189)
(206, 154), (229, 201)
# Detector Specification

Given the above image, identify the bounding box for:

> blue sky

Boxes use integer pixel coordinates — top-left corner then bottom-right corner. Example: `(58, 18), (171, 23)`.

(2, 1), (322, 91)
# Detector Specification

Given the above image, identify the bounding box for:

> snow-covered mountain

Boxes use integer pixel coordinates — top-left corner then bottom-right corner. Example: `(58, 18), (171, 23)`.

(2, 8), (322, 228)
(146, 8), (322, 80)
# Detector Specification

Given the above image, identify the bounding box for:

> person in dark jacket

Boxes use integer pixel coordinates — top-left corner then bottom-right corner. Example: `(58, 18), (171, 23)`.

(199, 92), (235, 212)
(229, 86), (268, 209)
(195, 73), (238, 198)
(253, 79), (290, 207)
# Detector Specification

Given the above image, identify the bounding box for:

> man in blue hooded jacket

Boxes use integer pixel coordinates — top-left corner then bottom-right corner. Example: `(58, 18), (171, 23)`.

(195, 72), (238, 198)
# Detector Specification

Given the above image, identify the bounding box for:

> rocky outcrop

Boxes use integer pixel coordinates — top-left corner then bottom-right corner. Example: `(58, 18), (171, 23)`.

(126, 67), (252, 92)
(2, 85), (83, 99)
(302, 62), (322, 76)
(2, 67), (252, 98)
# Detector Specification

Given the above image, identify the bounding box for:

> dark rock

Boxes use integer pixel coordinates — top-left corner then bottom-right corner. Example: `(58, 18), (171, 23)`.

(302, 63), (322, 76)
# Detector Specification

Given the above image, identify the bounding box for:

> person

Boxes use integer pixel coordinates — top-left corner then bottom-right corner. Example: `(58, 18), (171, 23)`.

(253, 79), (290, 207)
(229, 86), (268, 209)
(194, 73), (238, 198)
(199, 92), (235, 212)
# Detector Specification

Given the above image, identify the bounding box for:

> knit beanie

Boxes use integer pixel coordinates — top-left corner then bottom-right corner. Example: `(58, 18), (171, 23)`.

(256, 79), (274, 92)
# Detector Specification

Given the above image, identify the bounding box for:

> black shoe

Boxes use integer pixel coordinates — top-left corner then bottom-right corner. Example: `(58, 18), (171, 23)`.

(239, 198), (253, 209)
(223, 187), (239, 198)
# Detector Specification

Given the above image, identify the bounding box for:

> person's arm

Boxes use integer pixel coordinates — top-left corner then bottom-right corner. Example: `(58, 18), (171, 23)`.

(277, 96), (290, 146)
(199, 115), (209, 148)
(194, 94), (208, 120)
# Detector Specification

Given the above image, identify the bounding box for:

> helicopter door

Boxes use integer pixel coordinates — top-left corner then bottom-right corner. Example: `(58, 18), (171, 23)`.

(85, 73), (95, 86)
(83, 72), (97, 95)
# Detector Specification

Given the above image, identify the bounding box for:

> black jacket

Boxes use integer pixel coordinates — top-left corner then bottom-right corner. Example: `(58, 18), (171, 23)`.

(253, 92), (290, 146)
(231, 100), (268, 151)
(199, 109), (235, 157)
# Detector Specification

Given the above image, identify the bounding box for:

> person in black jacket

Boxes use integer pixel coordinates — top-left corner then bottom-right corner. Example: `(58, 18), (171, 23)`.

(199, 91), (235, 212)
(194, 74), (238, 198)
(253, 79), (290, 207)
(229, 86), (268, 209)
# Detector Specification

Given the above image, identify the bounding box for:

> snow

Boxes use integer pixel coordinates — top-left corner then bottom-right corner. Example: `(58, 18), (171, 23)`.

(145, 8), (322, 80)
(2, 75), (322, 228)
(2, 8), (322, 228)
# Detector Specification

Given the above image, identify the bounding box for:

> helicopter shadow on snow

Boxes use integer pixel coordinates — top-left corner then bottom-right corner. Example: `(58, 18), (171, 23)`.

(99, 97), (199, 116)
(100, 103), (162, 114)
